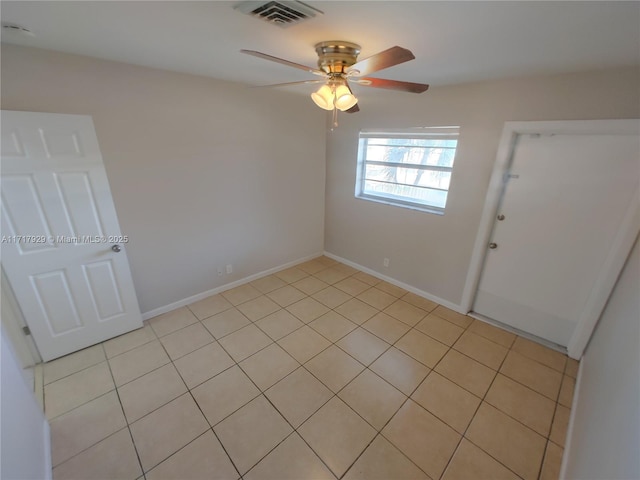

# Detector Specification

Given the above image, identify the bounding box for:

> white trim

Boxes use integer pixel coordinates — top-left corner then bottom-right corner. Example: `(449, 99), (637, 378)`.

(559, 357), (584, 480)
(461, 119), (640, 359)
(141, 252), (324, 320)
(323, 251), (463, 313)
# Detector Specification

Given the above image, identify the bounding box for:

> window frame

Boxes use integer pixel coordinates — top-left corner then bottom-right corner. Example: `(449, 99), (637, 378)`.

(355, 127), (460, 215)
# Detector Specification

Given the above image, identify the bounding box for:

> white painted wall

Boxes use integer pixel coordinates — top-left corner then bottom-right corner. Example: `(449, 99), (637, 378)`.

(1, 326), (51, 480)
(1, 44), (326, 313)
(324, 67), (640, 306)
(563, 237), (639, 479)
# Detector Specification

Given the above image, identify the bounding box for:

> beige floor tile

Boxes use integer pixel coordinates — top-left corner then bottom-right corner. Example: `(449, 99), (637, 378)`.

(357, 287), (397, 310)
(305, 345), (365, 392)
(201, 307), (251, 339)
(383, 300), (428, 326)
(214, 396), (293, 475)
(343, 434), (428, 480)
(50, 391), (126, 466)
(453, 331), (508, 370)
(370, 347), (430, 395)
(395, 329), (449, 368)
(297, 258), (328, 274)
(362, 312), (411, 344)
(558, 374), (576, 408)
(401, 292), (438, 312)
(312, 286), (352, 309)
(565, 358), (580, 378)
(274, 267), (308, 283)
(318, 256), (339, 267)
(314, 267), (350, 284)
(412, 372), (481, 434)
(192, 365), (260, 426)
(265, 367), (333, 428)
(500, 351), (562, 400)
(550, 404), (570, 447)
(335, 298), (379, 325)
(239, 343), (299, 390)
(352, 271), (381, 286)
(118, 364), (187, 423)
(130, 393), (209, 472)
(218, 324), (273, 362)
(333, 263), (359, 275)
(431, 306), (473, 328)
(53, 428), (141, 480)
(146, 430), (239, 480)
(286, 297), (330, 323)
(109, 340), (170, 387)
(539, 441), (564, 480)
(376, 281), (408, 298)
(266, 285), (307, 307)
(103, 325), (156, 358)
(435, 349), (496, 397)
(222, 283), (263, 306)
(255, 309), (304, 340)
(415, 314), (465, 346)
(382, 399), (460, 479)
(292, 276), (330, 295)
(334, 277), (371, 297)
(309, 311), (358, 342)
(251, 274), (287, 294)
(237, 295), (281, 321)
(468, 319), (516, 348)
(277, 325), (331, 363)
(160, 322), (214, 360)
(45, 362), (115, 419)
(442, 438), (519, 480)
(339, 369), (406, 430)
(466, 403), (546, 480)
(148, 306), (198, 338)
(245, 433), (336, 480)
(485, 374), (556, 437)
(337, 328), (389, 366)
(188, 294), (233, 320)
(173, 342), (235, 389)
(299, 397), (377, 478)
(44, 344), (105, 385)
(512, 337), (567, 372)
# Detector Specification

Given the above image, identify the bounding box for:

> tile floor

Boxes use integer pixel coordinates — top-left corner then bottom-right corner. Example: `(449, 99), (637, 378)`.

(43, 256), (578, 480)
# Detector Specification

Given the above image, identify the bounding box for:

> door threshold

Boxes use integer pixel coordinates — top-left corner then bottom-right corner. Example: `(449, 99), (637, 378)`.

(469, 312), (568, 355)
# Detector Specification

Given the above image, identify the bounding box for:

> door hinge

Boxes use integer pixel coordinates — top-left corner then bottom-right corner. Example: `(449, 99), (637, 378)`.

(22, 326), (31, 336)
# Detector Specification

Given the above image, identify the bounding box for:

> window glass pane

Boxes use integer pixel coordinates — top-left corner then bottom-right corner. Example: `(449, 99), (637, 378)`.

(364, 164), (451, 190)
(363, 180), (448, 209)
(365, 138), (456, 167)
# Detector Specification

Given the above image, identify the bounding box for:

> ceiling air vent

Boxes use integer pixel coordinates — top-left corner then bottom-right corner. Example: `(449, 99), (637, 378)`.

(234, 1), (323, 28)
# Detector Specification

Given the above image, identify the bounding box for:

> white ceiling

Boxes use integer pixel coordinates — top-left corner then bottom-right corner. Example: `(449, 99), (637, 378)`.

(2, 1), (639, 93)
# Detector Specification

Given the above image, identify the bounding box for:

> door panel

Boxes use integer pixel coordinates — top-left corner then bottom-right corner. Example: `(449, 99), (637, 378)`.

(473, 132), (639, 346)
(1, 111), (142, 361)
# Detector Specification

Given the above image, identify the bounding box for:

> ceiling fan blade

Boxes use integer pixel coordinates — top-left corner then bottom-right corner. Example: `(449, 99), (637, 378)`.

(345, 104), (360, 114)
(347, 46), (415, 77)
(251, 80), (325, 88)
(241, 50), (327, 76)
(357, 77), (429, 94)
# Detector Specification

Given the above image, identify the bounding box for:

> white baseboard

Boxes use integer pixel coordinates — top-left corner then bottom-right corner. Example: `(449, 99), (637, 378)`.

(323, 251), (463, 313)
(141, 251), (324, 320)
(559, 356), (584, 479)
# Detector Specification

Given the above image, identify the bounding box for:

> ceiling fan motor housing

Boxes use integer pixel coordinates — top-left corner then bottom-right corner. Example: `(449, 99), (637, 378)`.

(315, 41), (361, 74)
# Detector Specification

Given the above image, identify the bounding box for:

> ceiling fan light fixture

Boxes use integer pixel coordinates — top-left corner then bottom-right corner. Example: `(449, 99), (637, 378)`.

(334, 84), (357, 111)
(311, 84), (334, 110)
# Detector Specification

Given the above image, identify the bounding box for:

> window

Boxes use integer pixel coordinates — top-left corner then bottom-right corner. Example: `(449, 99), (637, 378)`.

(355, 127), (459, 214)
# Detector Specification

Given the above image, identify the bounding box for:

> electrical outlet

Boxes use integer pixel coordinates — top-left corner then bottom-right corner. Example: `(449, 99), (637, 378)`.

(383, 258), (390, 267)
(217, 267), (223, 276)
(226, 264), (233, 274)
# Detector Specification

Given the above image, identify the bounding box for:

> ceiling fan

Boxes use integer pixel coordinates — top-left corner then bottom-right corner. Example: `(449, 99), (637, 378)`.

(241, 41), (429, 124)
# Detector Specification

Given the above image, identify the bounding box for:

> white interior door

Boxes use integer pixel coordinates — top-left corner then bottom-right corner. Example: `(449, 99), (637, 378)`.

(473, 130), (639, 347)
(1, 110), (142, 361)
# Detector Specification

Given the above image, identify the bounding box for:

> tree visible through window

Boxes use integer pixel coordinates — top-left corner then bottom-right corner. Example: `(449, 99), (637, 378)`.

(355, 127), (459, 214)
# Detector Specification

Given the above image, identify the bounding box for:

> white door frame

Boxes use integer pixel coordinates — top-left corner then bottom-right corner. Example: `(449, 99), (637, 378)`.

(461, 119), (640, 359)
